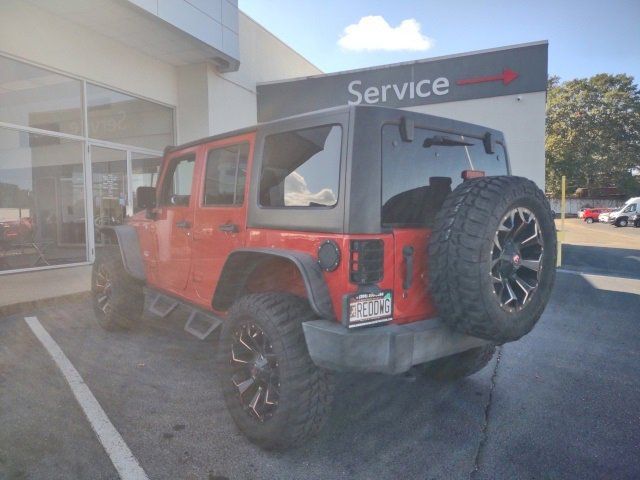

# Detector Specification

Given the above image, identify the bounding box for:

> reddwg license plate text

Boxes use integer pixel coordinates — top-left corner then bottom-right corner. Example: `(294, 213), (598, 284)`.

(348, 291), (393, 328)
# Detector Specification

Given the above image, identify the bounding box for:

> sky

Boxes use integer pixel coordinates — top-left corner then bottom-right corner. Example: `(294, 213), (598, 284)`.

(238, 0), (640, 83)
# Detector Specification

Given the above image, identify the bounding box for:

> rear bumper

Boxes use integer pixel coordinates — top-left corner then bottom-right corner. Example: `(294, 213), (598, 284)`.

(302, 318), (490, 375)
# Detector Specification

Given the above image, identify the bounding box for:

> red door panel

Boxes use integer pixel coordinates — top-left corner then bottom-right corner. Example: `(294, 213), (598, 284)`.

(190, 134), (255, 308)
(152, 148), (199, 294)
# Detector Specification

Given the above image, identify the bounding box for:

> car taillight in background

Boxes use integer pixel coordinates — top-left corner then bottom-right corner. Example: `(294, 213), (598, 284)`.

(350, 240), (384, 285)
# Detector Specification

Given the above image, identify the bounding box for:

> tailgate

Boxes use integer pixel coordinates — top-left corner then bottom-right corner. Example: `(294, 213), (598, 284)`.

(391, 228), (438, 324)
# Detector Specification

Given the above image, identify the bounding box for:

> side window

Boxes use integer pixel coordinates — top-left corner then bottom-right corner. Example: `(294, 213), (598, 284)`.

(259, 125), (342, 207)
(203, 143), (249, 206)
(160, 155), (195, 206)
(624, 204), (636, 213)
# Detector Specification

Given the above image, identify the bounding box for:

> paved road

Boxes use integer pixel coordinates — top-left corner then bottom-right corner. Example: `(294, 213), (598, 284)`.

(556, 218), (640, 249)
(1, 227), (639, 479)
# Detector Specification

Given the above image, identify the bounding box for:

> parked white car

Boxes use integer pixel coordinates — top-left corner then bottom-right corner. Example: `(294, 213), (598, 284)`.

(598, 211), (611, 223)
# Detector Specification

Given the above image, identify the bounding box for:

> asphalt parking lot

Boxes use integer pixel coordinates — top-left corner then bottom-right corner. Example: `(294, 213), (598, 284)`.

(1, 219), (639, 480)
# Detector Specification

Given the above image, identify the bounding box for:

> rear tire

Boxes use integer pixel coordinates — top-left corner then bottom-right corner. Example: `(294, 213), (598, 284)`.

(91, 247), (144, 330)
(217, 293), (334, 450)
(428, 176), (556, 344)
(586, 217), (594, 224)
(418, 345), (496, 381)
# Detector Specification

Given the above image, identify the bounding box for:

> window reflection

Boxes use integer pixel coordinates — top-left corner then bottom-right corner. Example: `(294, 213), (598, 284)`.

(0, 55), (83, 135)
(87, 83), (174, 151)
(260, 125), (341, 207)
(0, 128), (86, 271)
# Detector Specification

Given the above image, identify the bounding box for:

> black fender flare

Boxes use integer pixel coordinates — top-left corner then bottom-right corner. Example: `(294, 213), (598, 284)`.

(212, 248), (335, 320)
(98, 225), (146, 282)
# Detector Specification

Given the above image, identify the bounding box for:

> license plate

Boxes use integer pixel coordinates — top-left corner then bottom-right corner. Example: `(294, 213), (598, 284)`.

(347, 290), (393, 328)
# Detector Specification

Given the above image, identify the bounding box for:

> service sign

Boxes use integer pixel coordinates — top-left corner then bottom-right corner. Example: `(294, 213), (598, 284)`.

(257, 42), (548, 122)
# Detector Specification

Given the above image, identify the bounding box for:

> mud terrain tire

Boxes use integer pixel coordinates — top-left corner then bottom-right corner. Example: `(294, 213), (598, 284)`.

(428, 176), (556, 344)
(418, 345), (496, 381)
(217, 293), (334, 450)
(91, 247), (144, 330)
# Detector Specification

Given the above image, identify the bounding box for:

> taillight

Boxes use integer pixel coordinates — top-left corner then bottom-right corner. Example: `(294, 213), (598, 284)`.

(350, 240), (384, 285)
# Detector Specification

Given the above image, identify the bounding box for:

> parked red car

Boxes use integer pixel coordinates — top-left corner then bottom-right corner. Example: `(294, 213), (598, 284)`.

(583, 208), (613, 223)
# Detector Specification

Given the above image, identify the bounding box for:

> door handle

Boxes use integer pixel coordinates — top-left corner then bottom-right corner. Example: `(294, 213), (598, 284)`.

(176, 220), (191, 229)
(219, 223), (239, 233)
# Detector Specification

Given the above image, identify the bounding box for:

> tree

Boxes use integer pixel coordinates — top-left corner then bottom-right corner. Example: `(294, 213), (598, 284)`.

(545, 73), (640, 196)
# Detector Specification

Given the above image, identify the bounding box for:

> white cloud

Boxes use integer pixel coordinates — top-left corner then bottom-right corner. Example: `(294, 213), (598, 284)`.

(284, 172), (336, 206)
(338, 16), (433, 52)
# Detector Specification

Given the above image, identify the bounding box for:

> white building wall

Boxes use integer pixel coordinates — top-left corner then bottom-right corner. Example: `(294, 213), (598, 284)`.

(405, 91), (546, 188)
(0, 0), (178, 106)
(206, 12), (322, 136)
(175, 12), (322, 142)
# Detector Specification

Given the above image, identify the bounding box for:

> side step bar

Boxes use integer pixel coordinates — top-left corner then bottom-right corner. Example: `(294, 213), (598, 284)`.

(184, 310), (222, 340)
(146, 289), (223, 340)
(148, 292), (179, 318)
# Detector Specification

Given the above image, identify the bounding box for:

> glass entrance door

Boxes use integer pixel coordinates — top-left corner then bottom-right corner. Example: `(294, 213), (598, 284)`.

(90, 146), (128, 245)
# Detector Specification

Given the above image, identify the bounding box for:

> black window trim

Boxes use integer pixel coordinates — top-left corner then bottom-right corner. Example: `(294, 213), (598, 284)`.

(159, 153), (196, 206)
(201, 141), (249, 208)
(257, 123), (344, 211)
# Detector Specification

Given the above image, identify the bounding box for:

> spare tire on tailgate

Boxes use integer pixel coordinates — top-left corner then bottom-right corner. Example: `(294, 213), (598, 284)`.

(428, 176), (556, 344)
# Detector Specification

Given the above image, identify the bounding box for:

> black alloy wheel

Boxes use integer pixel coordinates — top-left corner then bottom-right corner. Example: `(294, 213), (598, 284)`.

(229, 322), (280, 422)
(428, 176), (556, 344)
(217, 293), (334, 450)
(491, 207), (543, 312)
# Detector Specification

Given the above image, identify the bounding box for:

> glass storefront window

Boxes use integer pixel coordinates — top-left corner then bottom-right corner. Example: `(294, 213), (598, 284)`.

(87, 83), (174, 151)
(91, 146), (127, 245)
(132, 152), (162, 213)
(0, 55), (83, 136)
(0, 54), (175, 273)
(0, 128), (86, 271)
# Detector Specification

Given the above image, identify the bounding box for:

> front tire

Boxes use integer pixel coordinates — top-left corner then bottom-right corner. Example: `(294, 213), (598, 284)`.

(217, 293), (334, 450)
(428, 176), (557, 344)
(91, 247), (144, 330)
(585, 217), (594, 224)
(418, 345), (496, 381)
(616, 218), (628, 227)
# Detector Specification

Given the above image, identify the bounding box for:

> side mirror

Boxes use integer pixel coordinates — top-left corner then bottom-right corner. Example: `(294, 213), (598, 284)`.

(137, 186), (156, 210)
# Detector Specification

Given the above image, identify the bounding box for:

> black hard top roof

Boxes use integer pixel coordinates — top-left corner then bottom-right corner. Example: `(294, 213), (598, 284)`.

(166, 104), (503, 154)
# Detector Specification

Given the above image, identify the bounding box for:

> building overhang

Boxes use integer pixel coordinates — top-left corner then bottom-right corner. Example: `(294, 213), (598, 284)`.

(26, 0), (240, 72)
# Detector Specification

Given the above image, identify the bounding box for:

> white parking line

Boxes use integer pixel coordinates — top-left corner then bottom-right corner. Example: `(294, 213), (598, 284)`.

(24, 316), (150, 480)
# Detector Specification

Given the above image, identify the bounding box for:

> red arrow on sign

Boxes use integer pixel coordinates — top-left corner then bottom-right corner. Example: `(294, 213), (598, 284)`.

(456, 68), (519, 86)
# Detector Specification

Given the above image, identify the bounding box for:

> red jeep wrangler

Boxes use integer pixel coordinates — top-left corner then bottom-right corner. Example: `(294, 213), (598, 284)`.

(92, 105), (556, 449)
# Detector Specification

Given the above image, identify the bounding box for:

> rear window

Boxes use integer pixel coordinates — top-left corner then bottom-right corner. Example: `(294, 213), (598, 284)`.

(259, 125), (342, 208)
(381, 124), (508, 227)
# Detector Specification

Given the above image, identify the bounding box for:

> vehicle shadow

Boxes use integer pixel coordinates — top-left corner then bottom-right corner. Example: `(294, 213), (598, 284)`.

(562, 243), (640, 279)
(277, 368), (491, 479)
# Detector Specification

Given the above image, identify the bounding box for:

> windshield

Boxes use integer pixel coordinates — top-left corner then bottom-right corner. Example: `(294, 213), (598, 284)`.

(381, 124), (509, 227)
